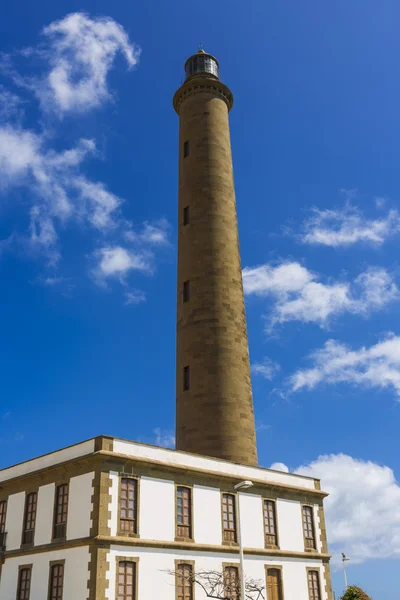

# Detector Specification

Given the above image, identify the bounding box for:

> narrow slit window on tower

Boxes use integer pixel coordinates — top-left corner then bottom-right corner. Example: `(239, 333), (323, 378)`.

(183, 281), (190, 303)
(183, 366), (190, 391)
(183, 206), (189, 225)
(183, 140), (190, 158)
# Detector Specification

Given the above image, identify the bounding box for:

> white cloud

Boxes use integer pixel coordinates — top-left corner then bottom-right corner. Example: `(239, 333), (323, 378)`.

(269, 462), (289, 473)
(153, 428), (175, 449)
(296, 454), (400, 564)
(124, 219), (170, 246)
(32, 12), (140, 115)
(299, 203), (400, 247)
(94, 246), (151, 282)
(252, 358), (281, 381)
(125, 290), (146, 305)
(243, 262), (399, 329)
(0, 86), (24, 122)
(0, 125), (123, 258)
(288, 333), (400, 397)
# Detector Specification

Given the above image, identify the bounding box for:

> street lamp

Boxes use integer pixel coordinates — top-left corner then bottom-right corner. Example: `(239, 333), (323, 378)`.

(234, 480), (254, 600)
(341, 553), (350, 589)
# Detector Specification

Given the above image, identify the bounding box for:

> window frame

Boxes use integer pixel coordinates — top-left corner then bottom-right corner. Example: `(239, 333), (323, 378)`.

(223, 563), (240, 600)
(52, 484), (69, 541)
(175, 485), (193, 541)
(221, 493), (238, 544)
(116, 558), (138, 600)
(302, 505), (317, 551)
(263, 498), (279, 548)
(183, 206), (190, 226)
(47, 561), (65, 600)
(22, 492), (38, 546)
(0, 499), (7, 533)
(306, 568), (322, 600)
(118, 476), (140, 538)
(16, 564), (33, 600)
(175, 560), (195, 600)
(183, 140), (190, 159)
(265, 565), (285, 600)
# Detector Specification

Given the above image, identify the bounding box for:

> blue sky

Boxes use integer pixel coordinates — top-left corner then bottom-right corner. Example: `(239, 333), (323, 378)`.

(1, 1), (400, 597)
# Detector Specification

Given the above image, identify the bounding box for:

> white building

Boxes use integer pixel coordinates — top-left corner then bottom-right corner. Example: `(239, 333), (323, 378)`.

(0, 435), (332, 599)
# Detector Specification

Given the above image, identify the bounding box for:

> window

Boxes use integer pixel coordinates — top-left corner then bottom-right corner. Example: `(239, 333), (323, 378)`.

(17, 567), (32, 600)
(22, 492), (37, 545)
(183, 140), (190, 158)
(183, 206), (189, 225)
(48, 563), (64, 600)
(120, 478), (138, 534)
(266, 568), (283, 600)
(176, 486), (192, 539)
(176, 563), (193, 600)
(183, 366), (190, 391)
(53, 484), (68, 539)
(263, 500), (278, 546)
(118, 561), (136, 600)
(222, 493), (237, 542)
(0, 499), (6, 550)
(307, 570), (321, 600)
(302, 506), (316, 550)
(224, 566), (239, 599)
(183, 281), (190, 303)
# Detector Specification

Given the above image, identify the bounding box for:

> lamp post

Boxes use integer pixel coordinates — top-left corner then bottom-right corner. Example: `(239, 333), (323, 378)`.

(234, 480), (254, 600)
(342, 553), (350, 589)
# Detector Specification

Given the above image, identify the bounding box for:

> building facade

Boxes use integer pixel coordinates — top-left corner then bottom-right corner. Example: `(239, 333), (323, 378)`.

(0, 436), (332, 599)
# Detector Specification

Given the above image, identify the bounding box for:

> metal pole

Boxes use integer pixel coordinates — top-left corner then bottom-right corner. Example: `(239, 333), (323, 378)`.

(343, 560), (348, 589)
(236, 492), (246, 600)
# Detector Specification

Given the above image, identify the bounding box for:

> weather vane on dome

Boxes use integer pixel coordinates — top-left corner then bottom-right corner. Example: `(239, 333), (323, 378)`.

(198, 41), (205, 52)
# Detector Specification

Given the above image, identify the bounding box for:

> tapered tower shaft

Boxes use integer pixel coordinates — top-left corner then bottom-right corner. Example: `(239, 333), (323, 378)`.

(174, 50), (258, 466)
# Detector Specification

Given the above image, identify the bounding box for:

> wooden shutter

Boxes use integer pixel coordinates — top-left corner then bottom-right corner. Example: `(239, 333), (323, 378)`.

(49, 564), (64, 600)
(302, 506), (316, 550)
(120, 478), (138, 534)
(118, 561), (136, 600)
(176, 486), (192, 538)
(17, 567), (32, 600)
(222, 494), (237, 542)
(307, 570), (321, 600)
(267, 568), (283, 600)
(176, 563), (193, 600)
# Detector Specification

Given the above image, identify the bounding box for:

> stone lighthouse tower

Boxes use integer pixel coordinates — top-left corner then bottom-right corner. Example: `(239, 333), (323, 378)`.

(173, 49), (258, 466)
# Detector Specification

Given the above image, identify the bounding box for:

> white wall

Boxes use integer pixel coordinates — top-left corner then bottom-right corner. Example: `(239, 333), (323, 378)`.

(0, 546), (91, 600)
(276, 499), (304, 552)
(193, 485), (222, 545)
(5, 492), (25, 550)
(239, 493), (264, 549)
(35, 483), (55, 546)
(113, 439), (317, 491)
(108, 473), (315, 554)
(140, 477), (175, 541)
(0, 439), (95, 483)
(67, 472), (94, 540)
(106, 545), (328, 600)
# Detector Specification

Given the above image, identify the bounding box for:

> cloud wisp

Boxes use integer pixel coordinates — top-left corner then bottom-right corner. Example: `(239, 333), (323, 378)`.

(252, 358), (281, 381)
(243, 261), (399, 330)
(288, 333), (400, 397)
(298, 203), (400, 248)
(3, 12), (140, 116)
